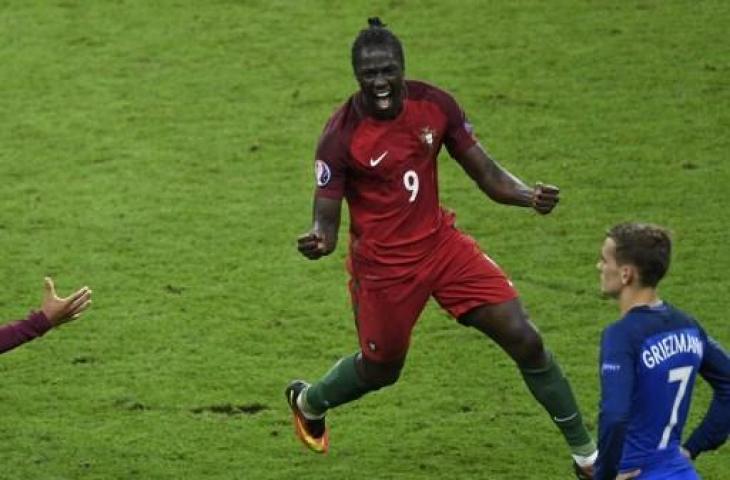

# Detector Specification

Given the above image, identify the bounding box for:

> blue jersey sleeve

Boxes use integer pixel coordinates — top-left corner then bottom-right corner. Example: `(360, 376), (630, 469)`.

(595, 324), (637, 480)
(683, 332), (730, 457)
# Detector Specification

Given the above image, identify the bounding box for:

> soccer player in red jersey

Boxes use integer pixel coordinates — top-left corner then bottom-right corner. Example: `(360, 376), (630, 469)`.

(0, 278), (92, 354)
(288, 18), (597, 477)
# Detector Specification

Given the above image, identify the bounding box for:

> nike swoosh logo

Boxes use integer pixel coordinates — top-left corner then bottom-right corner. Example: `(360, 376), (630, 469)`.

(553, 412), (578, 423)
(369, 151), (388, 167)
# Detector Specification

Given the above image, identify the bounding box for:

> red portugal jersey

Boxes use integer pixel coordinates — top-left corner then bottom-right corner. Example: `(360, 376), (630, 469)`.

(314, 80), (478, 271)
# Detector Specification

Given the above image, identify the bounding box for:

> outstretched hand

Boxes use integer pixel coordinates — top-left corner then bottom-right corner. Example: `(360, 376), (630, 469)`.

(40, 277), (93, 326)
(531, 182), (560, 215)
(297, 232), (329, 260)
(615, 469), (641, 480)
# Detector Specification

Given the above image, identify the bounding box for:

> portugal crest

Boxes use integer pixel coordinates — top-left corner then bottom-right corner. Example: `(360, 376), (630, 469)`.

(419, 126), (436, 148)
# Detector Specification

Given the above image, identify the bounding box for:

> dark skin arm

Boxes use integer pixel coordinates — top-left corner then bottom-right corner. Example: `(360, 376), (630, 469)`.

(297, 196), (342, 260)
(455, 143), (559, 214)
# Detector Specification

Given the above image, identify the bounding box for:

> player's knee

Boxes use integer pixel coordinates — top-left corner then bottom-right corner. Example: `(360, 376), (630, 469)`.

(511, 328), (547, 369)
(370, 367), (402, 389)
(358, 356), (404, 390)
(497, 310), (547, 368)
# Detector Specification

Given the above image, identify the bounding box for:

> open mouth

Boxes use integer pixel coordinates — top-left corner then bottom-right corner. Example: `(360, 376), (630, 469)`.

(374, 90), (392, 110)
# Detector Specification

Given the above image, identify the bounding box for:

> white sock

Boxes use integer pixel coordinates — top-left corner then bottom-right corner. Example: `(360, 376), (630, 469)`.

(296, 387), (325, 420)
(572, 450), (598, 467)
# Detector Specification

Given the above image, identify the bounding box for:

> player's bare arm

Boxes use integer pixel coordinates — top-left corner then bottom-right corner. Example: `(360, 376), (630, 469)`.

(297, 196), (342, 260)
(455, 143), (560, 215)
(41, 277), (92, 326)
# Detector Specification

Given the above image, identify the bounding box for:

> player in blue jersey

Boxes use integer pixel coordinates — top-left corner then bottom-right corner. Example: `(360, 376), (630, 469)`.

(595, 223), (730, 479)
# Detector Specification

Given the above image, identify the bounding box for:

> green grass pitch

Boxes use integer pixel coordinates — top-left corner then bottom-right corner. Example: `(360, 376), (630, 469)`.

(0, 1), (728, 478)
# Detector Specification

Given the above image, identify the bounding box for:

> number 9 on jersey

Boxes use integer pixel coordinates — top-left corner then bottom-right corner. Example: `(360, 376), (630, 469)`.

(403, 170), (419, 202)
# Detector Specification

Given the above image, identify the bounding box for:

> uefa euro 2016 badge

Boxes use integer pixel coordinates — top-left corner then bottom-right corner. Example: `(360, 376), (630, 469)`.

(315, 159), (331, 187)
(419, 126), (435, 149)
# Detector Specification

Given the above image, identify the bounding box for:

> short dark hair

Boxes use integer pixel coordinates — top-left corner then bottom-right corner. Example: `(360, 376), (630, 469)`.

(351, 17), (405, 72)
(607, 222), (672, 287)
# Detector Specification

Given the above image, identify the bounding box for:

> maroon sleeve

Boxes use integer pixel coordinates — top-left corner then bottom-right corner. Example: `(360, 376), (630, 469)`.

(0, 311), (53, 354)
(314, 118), (349, 200)
(314, 126), (348, 199)
(431, 88), (478, 158)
